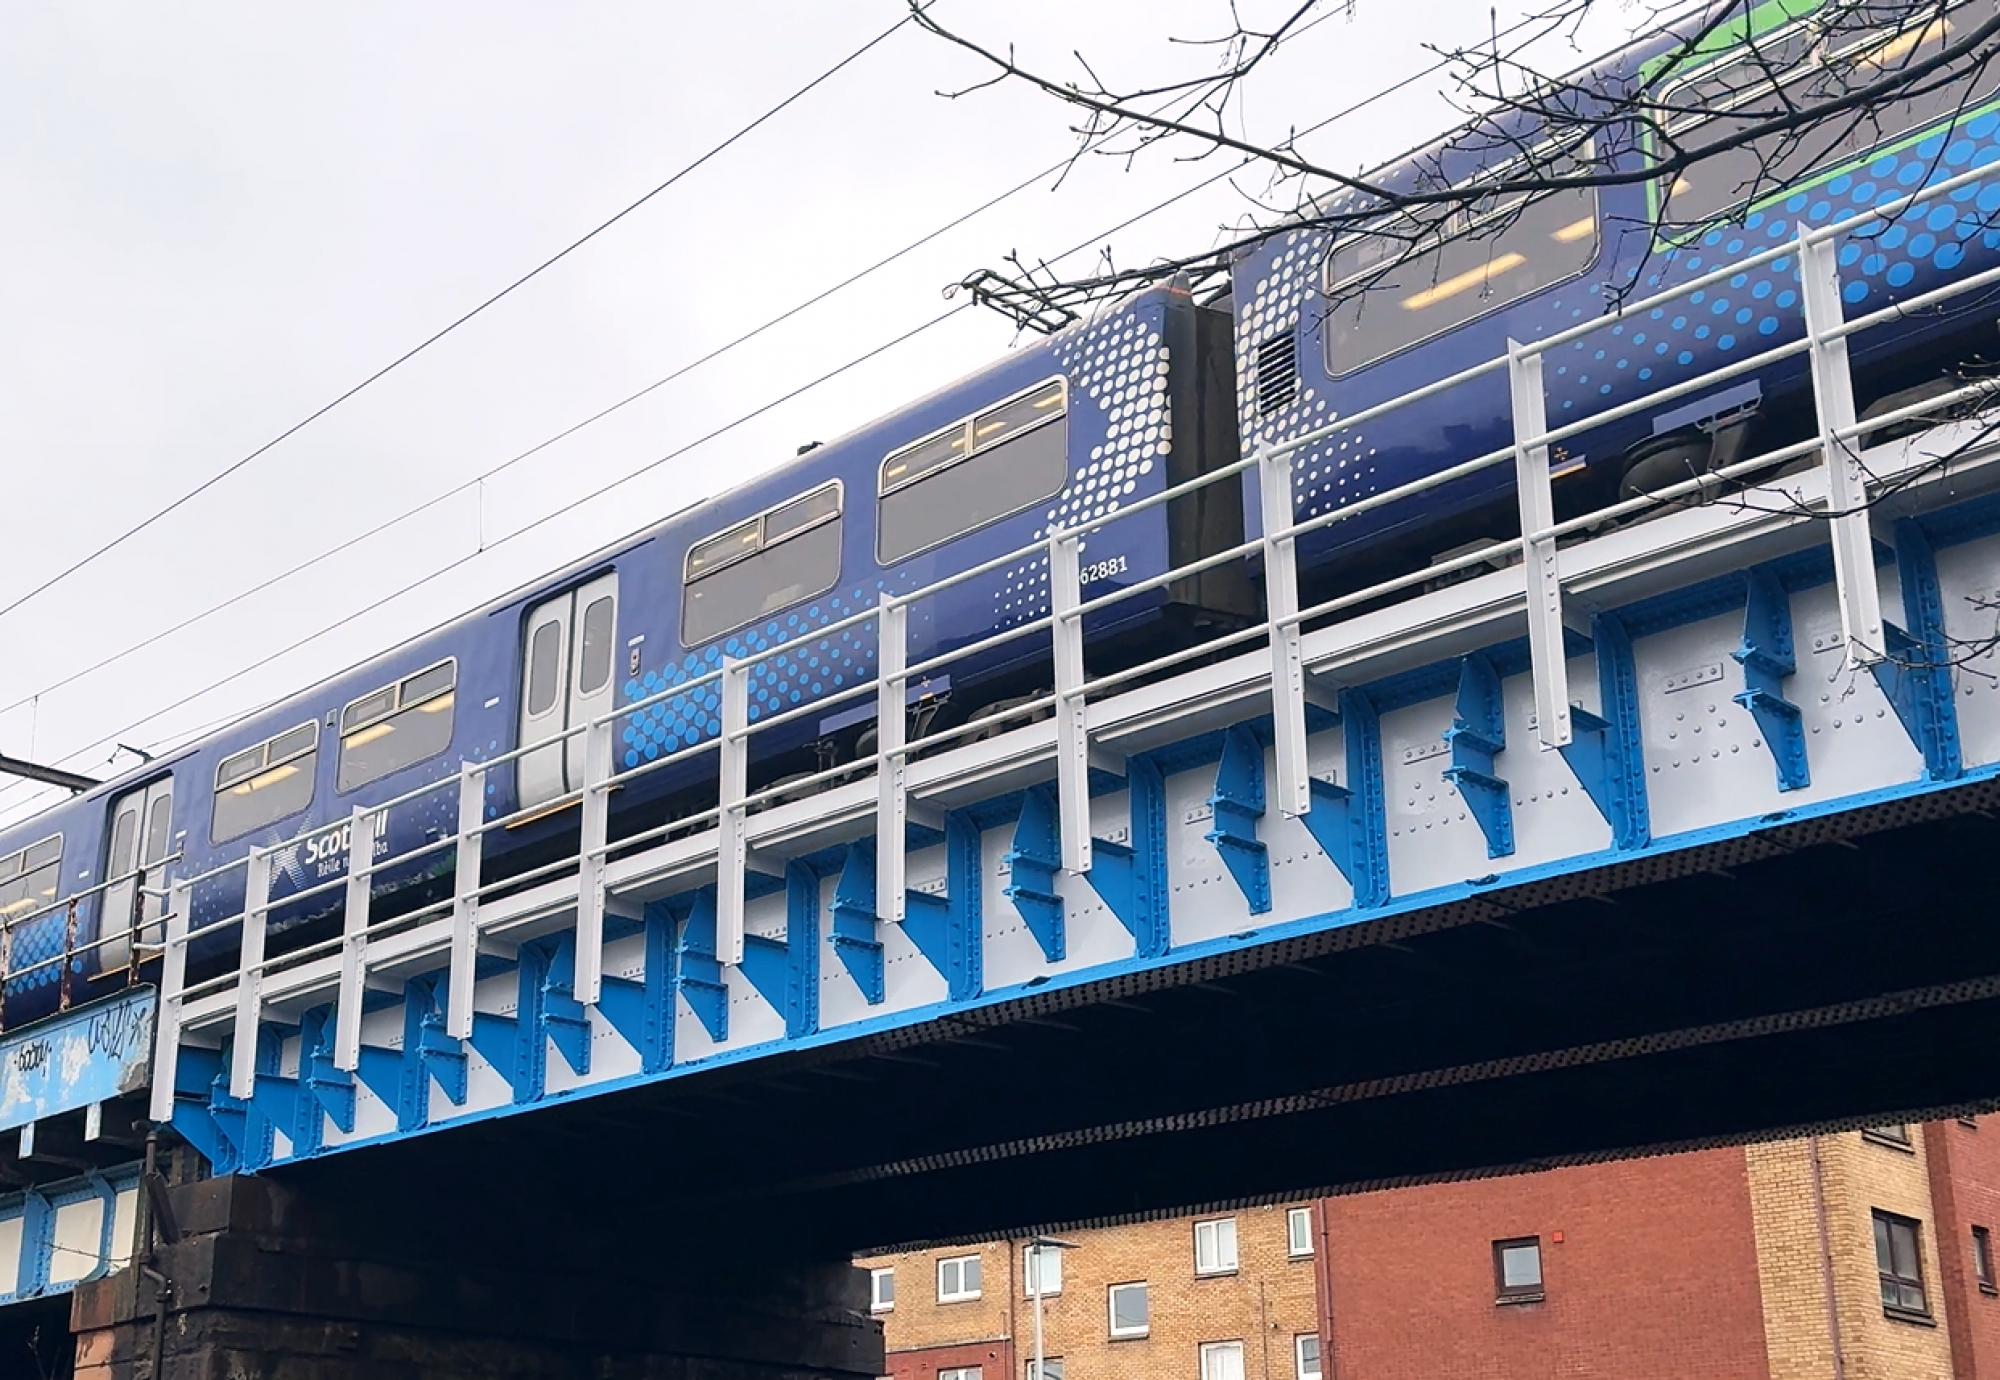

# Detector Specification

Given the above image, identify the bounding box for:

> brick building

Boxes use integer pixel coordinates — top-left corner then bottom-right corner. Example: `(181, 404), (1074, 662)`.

(861, 1119), (2000, 1379)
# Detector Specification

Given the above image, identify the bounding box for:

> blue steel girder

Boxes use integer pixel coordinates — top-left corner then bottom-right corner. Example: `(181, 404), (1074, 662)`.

(900, 813), (984, 1000)
(1083, 755), (1170, 957)
(830, 845), (887, 1005)
(1295, 691), (1390, 908)
(675, 889), (731, 1043)
(167, 1046), (231, 1172)
(536, 936), (593, 1077)
(1205, 724), (1271, 914)
(1441, 653), (1514, 859)
(1733, 567), (1811, 792)
(1554, 613), (1652, 851)
(595, 902), (676, 1072)
(298, 1006), (356, 1136)
(1869, 520), (1963, 780)
(1004, 788), (1067, 960)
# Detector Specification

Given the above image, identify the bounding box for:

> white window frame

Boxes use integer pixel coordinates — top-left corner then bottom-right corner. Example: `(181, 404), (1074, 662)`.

(336, 657), (458, 792)
(679, 480), (844, 647)
(869, 1266), (894, 1314)
(1200, 1340), (1247, 1380)
(1287, 1206), (1315, 1258)
(1025, 1359), (1064, 1380)
(1194, 1217), (1240, 1276)
(1023, 1242), (1063, 1298)
(874, 375), (1069, 563)
(1296, 1332), (1323, 1380)
(1107, 1280), (1150, 1339)
(940, 1368), (983, 1380)
(937, 1253), (983, 1304)
(211, 720), (320, 844)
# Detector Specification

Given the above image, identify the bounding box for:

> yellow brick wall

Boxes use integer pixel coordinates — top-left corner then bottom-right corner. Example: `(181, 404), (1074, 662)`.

(1749, 1130), (1957, 1380)
(861, 1203), (1321, 1378)
(861, 1239), (1016, 1352)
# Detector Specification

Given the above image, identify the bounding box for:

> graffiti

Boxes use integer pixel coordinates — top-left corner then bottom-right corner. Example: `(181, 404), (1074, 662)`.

(13, 1038), (49, 1074)
(85, 998), (150, 1057)
(1, 991), (157, 1133)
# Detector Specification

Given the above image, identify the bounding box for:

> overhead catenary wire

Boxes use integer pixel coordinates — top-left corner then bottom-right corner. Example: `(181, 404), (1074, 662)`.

(0, 11), (914, 625)
(0, 7), (1481, 730)
(0, 19), (1518, 819)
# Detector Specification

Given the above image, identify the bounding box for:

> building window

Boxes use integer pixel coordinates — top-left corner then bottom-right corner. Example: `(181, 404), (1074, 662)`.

(337, 659), (457, 791)
(1025, 1360), (1064, 1380)
(1194, 1217), (1240, 1276)
(1295, 1333), (1323, 1380)
(1974, 1225), (1995, 1295)
(211, 721), (319, 843)
(681, 482), (843, 646)
(1874, 1210), (1930, 1319)
(937, 1254), (983, 1304)
(1287, 1207), (1314, 1258)
(877, 378), (1068, 563)
(1023, 1243), (1062, 1298)
(1864, 1124), (1914, 1150)
(869, 1267), (894, 1313)
(940, 1369), (983, 1380)
(1107, 1281), (1150, 1339)
(1493, 1237), (1544, 1303)
(1200, 1340), (1247, 1380)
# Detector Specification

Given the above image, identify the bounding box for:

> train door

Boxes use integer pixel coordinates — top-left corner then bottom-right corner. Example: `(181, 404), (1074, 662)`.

(518, 571), (618, 810)
(100, 776), (172, 970)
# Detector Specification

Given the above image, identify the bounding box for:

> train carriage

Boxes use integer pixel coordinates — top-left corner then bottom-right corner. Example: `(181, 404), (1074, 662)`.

(1234, 0), (2000, 586)
(0, 283), (1243, 1022)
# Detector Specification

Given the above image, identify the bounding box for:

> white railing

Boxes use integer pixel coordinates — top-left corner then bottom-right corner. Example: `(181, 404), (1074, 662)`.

(10, 158), (1993, 1121)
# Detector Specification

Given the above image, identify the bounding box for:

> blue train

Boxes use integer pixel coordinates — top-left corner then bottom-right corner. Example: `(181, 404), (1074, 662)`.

(4, 0), (1997, 1022)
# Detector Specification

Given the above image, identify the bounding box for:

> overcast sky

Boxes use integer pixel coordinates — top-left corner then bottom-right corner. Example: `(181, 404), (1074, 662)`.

(0, 0), (1634, 824)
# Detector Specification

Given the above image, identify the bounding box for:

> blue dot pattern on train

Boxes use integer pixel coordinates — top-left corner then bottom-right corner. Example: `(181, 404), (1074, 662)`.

(620, 582), (896, 769)
(1543, 121), (2000, 412)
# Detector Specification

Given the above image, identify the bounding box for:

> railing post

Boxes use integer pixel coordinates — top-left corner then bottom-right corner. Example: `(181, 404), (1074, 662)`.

(447, 765), (485, 1040)
(1261, 442), (1311, 817)
(148, 878), (192, 1124)
(875, 596), (910, 924)
(1798, 226), (1887, 667)
(228, 847), (271, 1100)
(1510, 337), (1572, 751)
(575, 717), (614, 1005)
(334, 806), (376, 1071)
(1048, 529), (1092, 875)
(715, 659), (751, 967)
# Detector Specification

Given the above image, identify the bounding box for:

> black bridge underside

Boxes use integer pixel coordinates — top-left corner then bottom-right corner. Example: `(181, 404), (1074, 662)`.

(281, 776), (2000, 1257)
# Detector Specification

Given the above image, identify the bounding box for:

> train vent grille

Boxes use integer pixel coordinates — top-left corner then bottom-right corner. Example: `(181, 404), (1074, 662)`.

(1256, 331), (1299, 416)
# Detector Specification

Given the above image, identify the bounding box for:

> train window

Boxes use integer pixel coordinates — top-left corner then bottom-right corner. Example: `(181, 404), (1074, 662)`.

(341, 688), (395, 733)
(211, 721), (318, 843)
(1656, 0), (2000, 228)
(1323, 182), (1600, 375)
(526, 620), (563, 716)
(337, 659), (458, 792)
(681, 482), (843, 646)
(0, 835), (61, 923)
(877, 378), (1069, 563)
(577, 597), (615, 695)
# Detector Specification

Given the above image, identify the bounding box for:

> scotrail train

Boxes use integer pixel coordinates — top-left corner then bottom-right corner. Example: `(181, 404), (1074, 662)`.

(4, 0), (1998, 1022)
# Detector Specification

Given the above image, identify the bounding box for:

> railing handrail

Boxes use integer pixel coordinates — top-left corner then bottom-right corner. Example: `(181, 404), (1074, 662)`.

(20, 146), (2000, 1072)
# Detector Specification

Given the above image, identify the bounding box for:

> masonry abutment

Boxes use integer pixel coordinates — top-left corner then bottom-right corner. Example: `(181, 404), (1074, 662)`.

(70, 1173), (884, 1379)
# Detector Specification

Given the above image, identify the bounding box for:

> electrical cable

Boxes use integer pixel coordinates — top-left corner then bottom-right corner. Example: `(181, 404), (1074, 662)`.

(0, 14), (1519, 817)
(0, 12), (914, 623)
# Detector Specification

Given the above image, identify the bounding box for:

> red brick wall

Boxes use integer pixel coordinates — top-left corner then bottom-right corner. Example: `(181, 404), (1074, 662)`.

(884, 1338), (1015, 1380)
(1319, 1149), (1770, 1380)
(1926, 1117), (2000, 1380)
